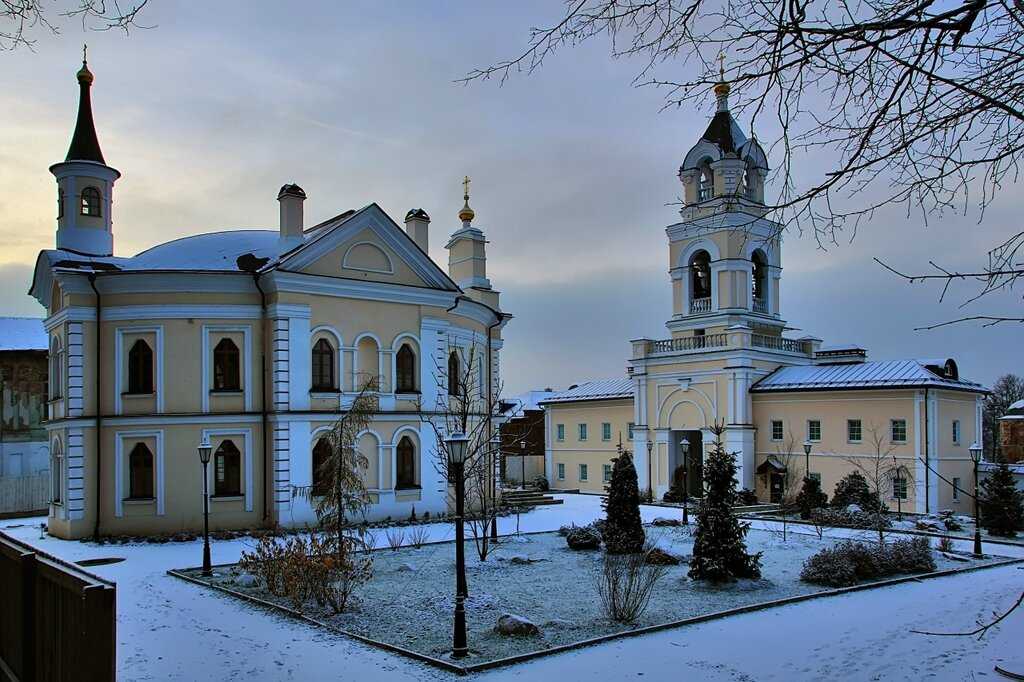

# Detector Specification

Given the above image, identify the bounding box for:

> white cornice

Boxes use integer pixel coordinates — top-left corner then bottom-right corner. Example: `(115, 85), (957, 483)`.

(266, 271), (458, 308)
(101, 305), (262, 321)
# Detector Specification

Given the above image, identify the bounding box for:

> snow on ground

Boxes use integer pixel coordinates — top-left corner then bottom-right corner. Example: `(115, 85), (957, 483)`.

(3, 494), (1023, 681)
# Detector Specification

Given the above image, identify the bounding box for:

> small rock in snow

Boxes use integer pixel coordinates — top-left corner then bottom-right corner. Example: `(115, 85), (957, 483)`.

(396, 562), (416, 572)
(234, 573), (258, 588)
(509, 555), (544, 565)
(651, 518), (681, 527)
(495, 613), (541, 637)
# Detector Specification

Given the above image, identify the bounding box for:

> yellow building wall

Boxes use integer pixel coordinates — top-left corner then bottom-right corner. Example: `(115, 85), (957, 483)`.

(547, 399), (634, 493)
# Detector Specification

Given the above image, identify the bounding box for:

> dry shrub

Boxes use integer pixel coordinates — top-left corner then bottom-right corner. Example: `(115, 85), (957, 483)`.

(937, 536), (954, 553)
(408, 525), (431, 549)
(595, 543), (670, 623)
(385, 526), (406, 551)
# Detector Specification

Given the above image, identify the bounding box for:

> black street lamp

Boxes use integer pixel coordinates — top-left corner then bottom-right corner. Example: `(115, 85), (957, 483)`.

(802, 439), (812, 480)
(446, 431), (470, 659)
(520, 439), (527, 489)
(197, 436), (213, 577)
(680, 437), (690, 525)
(970, 442), (983, 557)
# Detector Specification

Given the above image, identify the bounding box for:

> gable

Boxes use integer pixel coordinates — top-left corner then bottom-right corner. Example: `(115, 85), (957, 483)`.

(279, 204), (457, 291)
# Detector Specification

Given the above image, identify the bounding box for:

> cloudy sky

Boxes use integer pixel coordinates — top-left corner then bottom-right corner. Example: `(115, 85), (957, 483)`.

(0, 1), (1019, 395)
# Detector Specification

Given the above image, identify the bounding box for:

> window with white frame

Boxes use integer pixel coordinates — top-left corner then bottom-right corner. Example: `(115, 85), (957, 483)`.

(578, 424), (588, 441)
(952, 477), (961, 501)
(49, 337), (64, 399)
(770, 420), (784, 442)
(952, 419), (961, 445)
(892, 474), (908, 500)
(579, 463), (588, 481)
(557, 462), (565, 480)
(891, 419), (907, 443)
(556, 424), (565, 441)
(603, 464), (613, 482)
(807, 419), (822, 442)
(601, 422), (612, 441)
(51, 441), (63, 504)
(847, 419), (862, 443)
(627, 423), (635, 440)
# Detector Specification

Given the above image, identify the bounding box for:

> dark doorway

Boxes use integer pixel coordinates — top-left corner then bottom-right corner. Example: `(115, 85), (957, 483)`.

(672, 430), (704, 498)
(769, 473), (784, 503)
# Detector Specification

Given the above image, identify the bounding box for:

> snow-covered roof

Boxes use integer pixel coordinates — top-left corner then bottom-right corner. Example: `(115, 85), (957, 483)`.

(1002, 398), (1024, 420)
(539, 378), (634, 405)
(0, 317), (47, 351)
(504, 389), (559, 417)
(751, 359), (986, 394)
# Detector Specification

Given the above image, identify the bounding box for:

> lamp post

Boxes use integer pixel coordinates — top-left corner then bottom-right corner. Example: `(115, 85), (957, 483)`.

(446, 432), (470, 659)
(680, 437), (690, 525)
(802, 439), (812, 481)
(520, 439), (527, 489)
(197, 436), (213, 577)
(970, 442), (983, 557)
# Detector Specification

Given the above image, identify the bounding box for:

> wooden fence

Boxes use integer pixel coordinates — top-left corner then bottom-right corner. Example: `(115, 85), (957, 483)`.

(0, 475), (49, 517)
(0, 531), (116, 682)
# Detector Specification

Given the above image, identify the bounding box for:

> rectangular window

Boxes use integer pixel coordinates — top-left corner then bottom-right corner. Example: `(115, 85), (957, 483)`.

(807, 419), (822, 442)
(627, 423), (635, 440)
(847, 419), (862, 443)
(771, 420), (784, 442)
(952, 419), (961, 445)
(579, 463), (589, 481)
(953, 477), (961, 501)
(891, 419), (907, 443)
(603, 464), (613, 483)
(578, 424), (588, 441)
(556, 424), (565, 442)
(601, 422), (612, 441)
(892, 475), (908, 500)
(557, 463), (565, 480)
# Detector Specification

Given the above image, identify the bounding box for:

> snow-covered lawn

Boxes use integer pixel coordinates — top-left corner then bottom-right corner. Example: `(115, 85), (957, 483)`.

(3, 494), (1023, 681)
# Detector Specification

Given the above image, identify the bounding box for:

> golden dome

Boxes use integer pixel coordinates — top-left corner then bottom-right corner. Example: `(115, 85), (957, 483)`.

(458, 202), (475, 223)
(77, 44), (94, 84)
(713, 81), (730, 98)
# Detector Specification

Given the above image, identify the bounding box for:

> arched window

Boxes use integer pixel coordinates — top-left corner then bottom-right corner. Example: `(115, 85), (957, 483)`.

(448, 351), (461, 396)
(128, 339), (154, 394)
(751, 250), (767, 311)
(49, 337), (63, 399)
(690, 250), (712, 311)
(311, 338), (335, 391)
(214, 440), (242, 497)
(213, 338), (240, 391)
(312, 438), (332, 496)
(81, 186), (101, 217)
(396, 344), (417, 393)
(697, 161), (714, 201)
(51, 440), (63, 504)
(396, 436), (417, 489)
(128, 443), (154, 499)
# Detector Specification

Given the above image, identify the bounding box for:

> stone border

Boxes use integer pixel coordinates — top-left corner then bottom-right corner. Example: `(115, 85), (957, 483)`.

(166, 532), (1024, 675)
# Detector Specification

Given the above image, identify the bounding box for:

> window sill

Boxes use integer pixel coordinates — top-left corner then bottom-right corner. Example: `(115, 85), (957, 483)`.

(48, 397), (64, 404)
(210, 389), (243, 395)
(395, 392), (420, 400)
(847, 440), (863, 445)
(123, 497), (155, 505)
(121, 392), (155, 399)
(310, 390), (341, 397)
(211, 494), (244, 501)
(395, 485), (422, 491)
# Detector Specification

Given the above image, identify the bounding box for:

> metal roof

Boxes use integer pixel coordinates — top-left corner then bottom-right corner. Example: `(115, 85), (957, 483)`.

(538, 378), (634, 405)
(751, 359), (986, 393)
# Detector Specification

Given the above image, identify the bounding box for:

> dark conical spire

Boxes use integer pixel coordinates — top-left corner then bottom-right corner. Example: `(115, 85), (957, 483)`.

(65, 45), (106, 164)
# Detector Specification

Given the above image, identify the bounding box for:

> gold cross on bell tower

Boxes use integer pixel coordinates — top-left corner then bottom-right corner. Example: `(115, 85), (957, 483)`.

(462, 175), (471, 200)
(458, 175), (475, 224)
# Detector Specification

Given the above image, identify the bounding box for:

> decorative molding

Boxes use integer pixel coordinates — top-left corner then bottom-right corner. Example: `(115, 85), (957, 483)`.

(342, 241), (395, 274)
(114, 325), (165, 415)
(203, 428), (254, 512)
(200, 324), (254, 413)
(102, 305), (262, 321)
(114, 429), (165, 518)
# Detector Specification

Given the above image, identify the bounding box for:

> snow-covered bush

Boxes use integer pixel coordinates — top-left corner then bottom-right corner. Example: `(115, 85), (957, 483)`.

(800, 538), (935, 587)
(565, 525), (602, 550)
(737, 488), (760, 506)
(532, 475), (549, 491)
(831, 471), (886, 512)
(810, 507), (891, 531)
(795, 477), (829, 519)
(595, 543), (669, 622)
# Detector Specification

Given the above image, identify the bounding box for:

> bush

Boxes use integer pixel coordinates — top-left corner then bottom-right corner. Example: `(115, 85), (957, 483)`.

(737, 489), (760, 506)
(811, 507), (892, 531)
(565, 525), (602, 550)
(831, 471), (886, 512)
(532, 475), (550, 492)
(800, 538), (935, 587)
(595, 543), (670, 623)
(979, 463), (1024, 537)
(795, 477), (829, 519)
(602, 451), (646, 554)
(943, 517), (963, 532)
(662, 486), (685, 503)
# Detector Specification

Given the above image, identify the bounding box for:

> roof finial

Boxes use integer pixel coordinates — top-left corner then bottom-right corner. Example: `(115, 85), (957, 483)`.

(713, 50), (730, 113)
(458, 174), (475, 224)
(77, 44), (94, 85)
(83, 43), (88, 65)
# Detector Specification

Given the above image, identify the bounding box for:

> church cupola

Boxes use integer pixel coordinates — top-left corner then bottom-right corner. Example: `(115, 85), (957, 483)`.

(50, 48), (121, 256)
(446, 176), (500, 308)
(678, 76), (768, 217)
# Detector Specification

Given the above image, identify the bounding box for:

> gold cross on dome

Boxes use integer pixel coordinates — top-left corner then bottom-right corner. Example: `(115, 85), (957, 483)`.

(462, 175), (471, 199)
(83, 43), (88, 64)
(717, 51), (725, 79)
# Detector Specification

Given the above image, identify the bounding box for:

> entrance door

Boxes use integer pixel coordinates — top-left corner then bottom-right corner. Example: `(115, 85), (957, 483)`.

(769, 473), (784, 503)
(671, 430), (704, 498)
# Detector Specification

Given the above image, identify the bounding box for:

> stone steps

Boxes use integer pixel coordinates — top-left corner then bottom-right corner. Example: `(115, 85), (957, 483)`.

(502, 490), (564, 507)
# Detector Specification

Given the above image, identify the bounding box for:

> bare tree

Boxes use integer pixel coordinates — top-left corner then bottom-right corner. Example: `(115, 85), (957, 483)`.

(845, 424), (911, 546)
(2, 0), (151, 51)
(771, 431), (806, 541)
(466, 1), (1024, 327)
(421, 339), (515, 561)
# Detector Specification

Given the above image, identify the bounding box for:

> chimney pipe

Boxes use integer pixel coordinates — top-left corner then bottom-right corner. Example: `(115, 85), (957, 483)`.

(404, 208), (430, 253)
(278, 183), (306, 254)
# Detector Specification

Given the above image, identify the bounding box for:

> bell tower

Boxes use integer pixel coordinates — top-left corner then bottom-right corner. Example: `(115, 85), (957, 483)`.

(50, 48), (121, 256)
(666, 76), (784, 337)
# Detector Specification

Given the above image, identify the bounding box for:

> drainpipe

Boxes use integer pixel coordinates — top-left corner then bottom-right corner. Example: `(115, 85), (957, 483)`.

(253, 273), (270, 525)
(88, 273), (102, 540)
(486, 313), (502, 541)
(924, 387), (930, 514)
